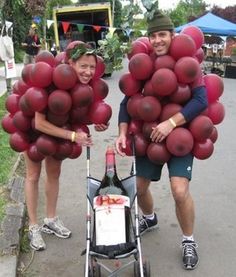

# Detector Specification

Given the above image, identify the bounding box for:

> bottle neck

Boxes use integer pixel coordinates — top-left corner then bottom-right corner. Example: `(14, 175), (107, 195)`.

(105, 151), (116, 177)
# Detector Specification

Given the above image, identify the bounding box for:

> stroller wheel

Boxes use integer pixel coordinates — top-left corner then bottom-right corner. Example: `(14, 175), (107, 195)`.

(134, 261), (140, 277)
(84, 263), (101, 277)
(143, 260), (151, 277)
(93, 263), (101, 277)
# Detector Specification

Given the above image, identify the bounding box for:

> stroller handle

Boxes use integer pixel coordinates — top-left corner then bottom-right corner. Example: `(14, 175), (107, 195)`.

(130, 136), (137, 176)
(86, 146), (91, 177)
(86, 146), (90, 160)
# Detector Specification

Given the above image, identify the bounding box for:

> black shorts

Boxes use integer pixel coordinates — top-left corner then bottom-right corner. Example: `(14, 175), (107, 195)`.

(136, 154), (194, 181)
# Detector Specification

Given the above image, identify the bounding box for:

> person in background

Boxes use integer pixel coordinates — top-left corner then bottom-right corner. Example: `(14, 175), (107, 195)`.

(50, 42), (57, 57)
(59, 32), (72, 52)
(26, 41), (108, 251)
(115, 11), (208, 270)
(21, 25), (41, 65)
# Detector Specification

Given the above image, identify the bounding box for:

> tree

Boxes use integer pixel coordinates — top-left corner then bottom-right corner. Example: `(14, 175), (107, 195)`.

(167, 0), (207, 27)
(24, 0), (47, 16)
(2, 0), (31, 51)
(120, 0), (142, 31)
(211, 5), (236, 23)
(45, 0), (72, 19)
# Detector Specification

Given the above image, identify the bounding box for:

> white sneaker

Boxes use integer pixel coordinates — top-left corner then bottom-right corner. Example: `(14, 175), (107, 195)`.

(28, 224), (46, 251)
(41, 216), (72, 238)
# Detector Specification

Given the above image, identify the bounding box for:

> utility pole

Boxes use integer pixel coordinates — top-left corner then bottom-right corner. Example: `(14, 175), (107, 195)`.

(112, 0), (115, 26)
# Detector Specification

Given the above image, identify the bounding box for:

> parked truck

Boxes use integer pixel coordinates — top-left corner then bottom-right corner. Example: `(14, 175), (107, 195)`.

(52, 2), (113, 52)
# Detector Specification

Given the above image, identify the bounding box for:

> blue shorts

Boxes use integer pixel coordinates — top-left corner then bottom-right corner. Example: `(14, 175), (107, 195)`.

(136, 154), (194, 181)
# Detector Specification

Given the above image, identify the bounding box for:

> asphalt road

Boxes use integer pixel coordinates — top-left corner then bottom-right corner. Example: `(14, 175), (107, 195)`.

(18, 61), (236, 277)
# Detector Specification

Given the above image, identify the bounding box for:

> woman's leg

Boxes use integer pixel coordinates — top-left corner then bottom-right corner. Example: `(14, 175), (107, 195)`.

(42, 157), (71, 238)
(23, 152), (42, 226)
(44, 156), (62, 218)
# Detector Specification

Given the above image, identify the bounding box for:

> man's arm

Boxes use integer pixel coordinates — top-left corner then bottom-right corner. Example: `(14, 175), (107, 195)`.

(116, 96), (131, 156)
(150, 80), (208, 143)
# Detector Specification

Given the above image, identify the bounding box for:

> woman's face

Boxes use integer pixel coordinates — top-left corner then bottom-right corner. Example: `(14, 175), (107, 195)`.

(149, 30), (174, 56)
(70, 55), (97, 84)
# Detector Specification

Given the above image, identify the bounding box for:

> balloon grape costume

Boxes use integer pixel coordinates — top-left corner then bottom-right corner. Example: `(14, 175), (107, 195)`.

(119, 26), (225, 163)
(2, 46), (112, 162)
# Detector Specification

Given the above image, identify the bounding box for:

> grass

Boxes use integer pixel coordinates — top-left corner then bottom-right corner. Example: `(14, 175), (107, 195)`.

(0, 93), (18, 223)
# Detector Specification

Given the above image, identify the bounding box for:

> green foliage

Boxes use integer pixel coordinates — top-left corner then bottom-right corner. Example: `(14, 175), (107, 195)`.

(20, 227), (31, 253)
(45, 0), (73, 19)
(24, 0), (47, 16)
(121, 2), (142, 29)
(0, 192), (7, 223)
(112, 0), (122, 27)
(232, 47), (236, 55)
(79, 0), (102, 3)
(0, 93), (17, 225)
(133, 18), (147, 32)
(0, 93), (17, 186)
(141, 0), (159, 20)
(14, 49), (25, 63)
(211, 5), (236, 23)
(167, 0), (207, 27)
(2, 0), (31, 51)
(97, 33), (130, 73)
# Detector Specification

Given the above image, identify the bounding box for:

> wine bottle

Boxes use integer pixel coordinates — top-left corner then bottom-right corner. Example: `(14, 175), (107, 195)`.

(94, 146), (130, 246)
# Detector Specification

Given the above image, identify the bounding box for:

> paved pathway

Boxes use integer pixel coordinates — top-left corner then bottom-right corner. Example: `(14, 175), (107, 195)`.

(17, 67), (236, 277)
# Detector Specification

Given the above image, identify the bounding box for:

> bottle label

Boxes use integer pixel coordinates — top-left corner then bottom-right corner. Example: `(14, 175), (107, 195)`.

(94, 195), (130, 246)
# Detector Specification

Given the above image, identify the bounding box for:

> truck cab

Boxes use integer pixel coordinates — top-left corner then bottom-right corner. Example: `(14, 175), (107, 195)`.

(52, 2), (113, 52)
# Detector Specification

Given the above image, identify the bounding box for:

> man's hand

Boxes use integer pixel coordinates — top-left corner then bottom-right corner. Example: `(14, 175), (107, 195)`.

(94, 123), (109, 132)
(150, 120), (175, 143)
(115, 134), (127, 156)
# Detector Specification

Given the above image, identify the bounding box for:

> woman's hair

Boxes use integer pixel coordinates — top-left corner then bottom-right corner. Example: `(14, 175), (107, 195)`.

(65, 41), (97, 62)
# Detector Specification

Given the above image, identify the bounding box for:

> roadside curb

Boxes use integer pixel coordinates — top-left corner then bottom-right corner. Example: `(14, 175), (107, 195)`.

(0, 154), (26, 277)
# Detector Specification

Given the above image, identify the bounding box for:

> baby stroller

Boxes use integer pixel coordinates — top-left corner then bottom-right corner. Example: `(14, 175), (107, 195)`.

(83, 146), (151, 277)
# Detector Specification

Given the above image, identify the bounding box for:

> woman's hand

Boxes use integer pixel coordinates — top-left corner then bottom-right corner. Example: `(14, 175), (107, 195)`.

(75, 131), (93, 146)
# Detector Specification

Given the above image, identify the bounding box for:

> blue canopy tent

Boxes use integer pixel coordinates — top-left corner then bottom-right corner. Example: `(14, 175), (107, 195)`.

(175, 12), (236, 37)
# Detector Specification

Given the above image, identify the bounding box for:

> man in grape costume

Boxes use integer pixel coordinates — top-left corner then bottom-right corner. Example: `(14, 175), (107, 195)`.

(115, 11), (208, 270)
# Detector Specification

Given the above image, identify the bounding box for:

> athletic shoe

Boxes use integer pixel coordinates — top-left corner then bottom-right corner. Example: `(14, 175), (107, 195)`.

(41, 216), (72, 238)
(139, 213), (158, 235)
(28, 224), (46, 251)
(182, 240), (199, 270)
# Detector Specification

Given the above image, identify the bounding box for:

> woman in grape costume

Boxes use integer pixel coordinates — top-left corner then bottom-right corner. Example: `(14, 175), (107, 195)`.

(26, 42), (108, 251)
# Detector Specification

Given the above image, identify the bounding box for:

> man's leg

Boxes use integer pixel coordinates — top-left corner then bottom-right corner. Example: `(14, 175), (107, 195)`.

(136, 176), (153, 214)
(137, 176), (158, 234)
(23, 53), (30, 65)
(170, 176), (198, 270)
(170, 176), (194, 235)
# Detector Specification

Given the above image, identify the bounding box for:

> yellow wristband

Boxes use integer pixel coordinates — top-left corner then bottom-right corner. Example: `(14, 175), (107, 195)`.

(71, 131), (76, 142)
(169, 118), (177, 128)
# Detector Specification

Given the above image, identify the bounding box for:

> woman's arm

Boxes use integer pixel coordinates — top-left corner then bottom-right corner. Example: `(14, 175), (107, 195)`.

(35, 112), (92, 146)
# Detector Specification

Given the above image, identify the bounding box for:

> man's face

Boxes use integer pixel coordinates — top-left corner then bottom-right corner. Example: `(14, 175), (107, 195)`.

(149, 30), (174, 56)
